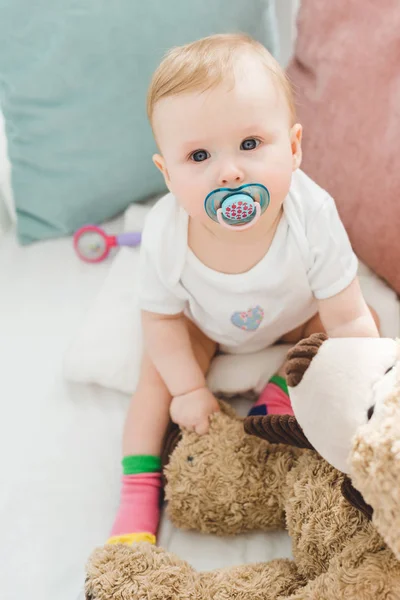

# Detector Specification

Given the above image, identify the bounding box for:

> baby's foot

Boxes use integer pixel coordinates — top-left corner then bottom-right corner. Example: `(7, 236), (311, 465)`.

(248, 376), (294, 417)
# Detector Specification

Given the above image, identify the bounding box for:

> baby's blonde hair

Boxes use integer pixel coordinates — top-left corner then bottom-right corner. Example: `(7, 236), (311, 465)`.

(147, 33), (296, 128)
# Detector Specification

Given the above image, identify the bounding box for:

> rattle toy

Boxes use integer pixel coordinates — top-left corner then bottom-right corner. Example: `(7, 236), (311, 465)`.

(73, 225), (141, 263)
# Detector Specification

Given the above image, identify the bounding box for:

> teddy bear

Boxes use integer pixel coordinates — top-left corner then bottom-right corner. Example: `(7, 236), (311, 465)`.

(85, 333), (400, 599)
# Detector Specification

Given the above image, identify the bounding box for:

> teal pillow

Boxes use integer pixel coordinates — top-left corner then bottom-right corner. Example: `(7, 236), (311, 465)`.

(0, 0), (278, 244)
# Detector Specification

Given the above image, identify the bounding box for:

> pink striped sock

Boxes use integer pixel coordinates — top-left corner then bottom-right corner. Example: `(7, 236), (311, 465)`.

(248, 382), (294, 416)
(110, 472), (162, 538)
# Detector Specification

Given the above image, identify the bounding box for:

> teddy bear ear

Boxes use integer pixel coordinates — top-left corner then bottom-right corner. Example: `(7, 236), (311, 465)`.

(244, 414), (315, 450)
(285, 332), (328, 387)
(341, 476), (373, 520)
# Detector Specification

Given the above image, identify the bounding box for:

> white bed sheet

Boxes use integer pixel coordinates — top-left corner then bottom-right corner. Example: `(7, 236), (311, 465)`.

(1, 221), (399, 600)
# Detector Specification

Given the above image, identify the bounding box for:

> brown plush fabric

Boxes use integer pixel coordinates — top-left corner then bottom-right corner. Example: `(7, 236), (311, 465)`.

(285, 528), (400, 600)
(284, 452), (370, 581)
(85, 543), (200, 600)
(86, 535), (400, 600)
(164, 404), (300, 535)
(86, 544), (307, 600)
(244, 414), (314, 450)
(285, 333), (327, 387)
(342, 475), (373, 520)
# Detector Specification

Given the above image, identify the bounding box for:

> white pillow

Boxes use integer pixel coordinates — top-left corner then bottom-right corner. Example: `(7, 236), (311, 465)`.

(64, 203), (400, 396)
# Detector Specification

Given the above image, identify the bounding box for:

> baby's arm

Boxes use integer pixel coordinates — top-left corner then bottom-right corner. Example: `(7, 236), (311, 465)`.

(142, 310), (220, 434)
(317, 277), (379, 338)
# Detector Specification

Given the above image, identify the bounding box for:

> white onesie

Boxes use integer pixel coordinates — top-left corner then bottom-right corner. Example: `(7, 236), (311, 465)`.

(138, 169), (358, 354)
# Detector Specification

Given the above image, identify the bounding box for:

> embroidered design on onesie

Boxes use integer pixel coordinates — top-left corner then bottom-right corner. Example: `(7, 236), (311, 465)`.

(231, 306), (264, 331)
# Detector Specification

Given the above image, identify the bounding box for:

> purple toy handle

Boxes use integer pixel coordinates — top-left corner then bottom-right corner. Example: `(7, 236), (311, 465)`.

(116, 231), (142, 247)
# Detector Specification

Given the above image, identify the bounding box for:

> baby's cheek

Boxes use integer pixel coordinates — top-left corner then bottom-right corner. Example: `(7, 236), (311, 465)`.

(265, 162), (293, 205)
(168, 172), (206, 217)
(170, 183), (205, 219)
(181, 195), (206, 219)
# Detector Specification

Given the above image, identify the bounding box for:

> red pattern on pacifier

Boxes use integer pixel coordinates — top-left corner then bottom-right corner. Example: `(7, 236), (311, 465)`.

(223, 199), (255, 221)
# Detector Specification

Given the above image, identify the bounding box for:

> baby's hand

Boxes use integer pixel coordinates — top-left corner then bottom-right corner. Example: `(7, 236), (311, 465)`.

(170, 387), (221, 435)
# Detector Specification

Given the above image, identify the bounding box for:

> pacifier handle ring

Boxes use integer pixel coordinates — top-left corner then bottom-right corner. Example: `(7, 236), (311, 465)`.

(216, 203), (261, 231)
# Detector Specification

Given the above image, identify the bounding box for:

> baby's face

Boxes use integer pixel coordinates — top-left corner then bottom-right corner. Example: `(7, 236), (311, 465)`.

(152, 55), (301, 226)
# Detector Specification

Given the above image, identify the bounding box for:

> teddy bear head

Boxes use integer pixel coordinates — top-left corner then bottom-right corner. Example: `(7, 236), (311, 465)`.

(162, 400), (299, 535)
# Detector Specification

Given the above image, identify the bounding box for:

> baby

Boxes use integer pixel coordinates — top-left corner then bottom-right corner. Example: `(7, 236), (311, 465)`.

(108, 33), (379, 546)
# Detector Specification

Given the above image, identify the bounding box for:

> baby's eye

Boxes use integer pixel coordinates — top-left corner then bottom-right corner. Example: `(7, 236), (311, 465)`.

(241, 138), (260, 151)
(190, 149), (210, 162)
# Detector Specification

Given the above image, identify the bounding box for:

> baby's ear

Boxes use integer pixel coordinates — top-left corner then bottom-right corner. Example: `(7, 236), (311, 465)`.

(290, 124), (302, 171)
(152, 154), (171, 188)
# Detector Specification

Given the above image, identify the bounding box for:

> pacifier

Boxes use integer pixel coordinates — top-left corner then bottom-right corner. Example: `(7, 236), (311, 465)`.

(204, 183), (270, 230)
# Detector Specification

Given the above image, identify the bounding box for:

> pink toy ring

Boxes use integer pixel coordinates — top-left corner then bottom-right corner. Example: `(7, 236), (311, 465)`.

(73, 225), (141, 263)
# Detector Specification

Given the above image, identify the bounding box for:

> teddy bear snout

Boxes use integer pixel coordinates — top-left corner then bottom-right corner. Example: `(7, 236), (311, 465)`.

(285, 333), (328, 387)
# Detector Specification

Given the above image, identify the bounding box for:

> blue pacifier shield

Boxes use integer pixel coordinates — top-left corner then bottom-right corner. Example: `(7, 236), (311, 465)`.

(204, 183), (270, 226)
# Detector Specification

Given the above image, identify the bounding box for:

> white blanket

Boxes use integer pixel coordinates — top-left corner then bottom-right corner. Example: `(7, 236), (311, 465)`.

(1, 203), (399, 600)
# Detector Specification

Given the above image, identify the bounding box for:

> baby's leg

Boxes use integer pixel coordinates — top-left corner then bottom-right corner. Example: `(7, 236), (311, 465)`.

(248, 306), (380, 417)
(109, 319), (216, 546)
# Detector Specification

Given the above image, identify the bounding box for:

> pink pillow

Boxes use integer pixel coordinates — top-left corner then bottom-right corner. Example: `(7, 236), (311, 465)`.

(287, 0), (400, 295)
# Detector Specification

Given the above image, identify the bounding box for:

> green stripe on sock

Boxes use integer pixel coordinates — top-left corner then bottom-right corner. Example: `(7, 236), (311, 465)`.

(122, 455), (162, 475)
(270, 375), (289, 395)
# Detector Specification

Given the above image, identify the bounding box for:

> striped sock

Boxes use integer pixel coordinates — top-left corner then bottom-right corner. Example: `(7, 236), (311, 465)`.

(248, 375), (294, 416)
(108, 455), (162, 546)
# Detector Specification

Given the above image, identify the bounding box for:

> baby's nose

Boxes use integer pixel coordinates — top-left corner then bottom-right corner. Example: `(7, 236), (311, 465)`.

(218, 164), (245, 187)
(220, 175), (242, 186)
